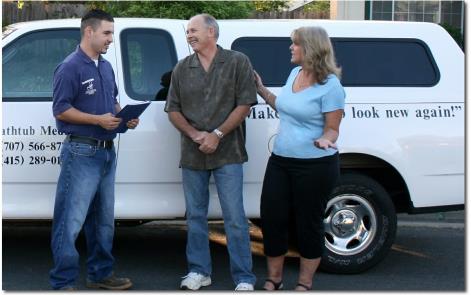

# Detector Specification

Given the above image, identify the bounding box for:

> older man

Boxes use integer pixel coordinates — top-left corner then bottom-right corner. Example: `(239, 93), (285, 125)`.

(165, 13), (257, 291)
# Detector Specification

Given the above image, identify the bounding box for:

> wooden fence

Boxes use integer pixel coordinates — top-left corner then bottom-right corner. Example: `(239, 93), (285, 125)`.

(3, 1), (88, 26)
(251, 10), (330, 19)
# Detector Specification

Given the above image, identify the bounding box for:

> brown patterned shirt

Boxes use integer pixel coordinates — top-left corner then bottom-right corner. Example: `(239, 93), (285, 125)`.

(165, 46), (257, 170)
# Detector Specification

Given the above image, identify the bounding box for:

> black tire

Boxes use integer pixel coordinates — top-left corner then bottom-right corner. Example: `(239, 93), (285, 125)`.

(320, 173), (397, 274)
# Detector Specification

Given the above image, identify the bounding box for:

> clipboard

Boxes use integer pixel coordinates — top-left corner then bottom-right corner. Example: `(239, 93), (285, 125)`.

(115, 101), (151, 133)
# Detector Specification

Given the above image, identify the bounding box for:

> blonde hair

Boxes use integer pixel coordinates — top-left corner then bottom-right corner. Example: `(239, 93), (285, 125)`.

(291, 26), (341, 83)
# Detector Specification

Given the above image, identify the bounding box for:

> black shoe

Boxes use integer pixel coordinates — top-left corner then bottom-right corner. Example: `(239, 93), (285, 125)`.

(295, 282), (312, 291)
(86, 274), (132, 290)
(263, 279), (283, 290)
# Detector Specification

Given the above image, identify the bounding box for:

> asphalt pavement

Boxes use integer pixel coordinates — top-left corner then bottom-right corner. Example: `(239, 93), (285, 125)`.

(396, 210), (464, 228)
(2, 210), (465, 291)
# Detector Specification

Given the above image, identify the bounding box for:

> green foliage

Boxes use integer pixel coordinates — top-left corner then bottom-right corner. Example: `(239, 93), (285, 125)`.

(302, 0), (330, 12)
(87, 1), (255, 19)
(253, 1), (288, 12)
(440, 23), (464, 49)
(17, 0), (25, 9)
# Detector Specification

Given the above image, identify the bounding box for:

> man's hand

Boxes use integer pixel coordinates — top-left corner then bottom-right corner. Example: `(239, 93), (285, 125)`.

(97, 113), (122, 130)
(198, 132), (220, 154)
(190, 131), (207, 145)
(126, 118), (139, 129)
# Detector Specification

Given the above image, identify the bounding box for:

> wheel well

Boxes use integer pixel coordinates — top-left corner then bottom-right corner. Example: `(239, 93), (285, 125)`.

(339, 153), (412, 213)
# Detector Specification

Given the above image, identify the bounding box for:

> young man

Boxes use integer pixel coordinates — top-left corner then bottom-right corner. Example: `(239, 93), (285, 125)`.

(165, 13), (257, 291)
(49, 9), (138, 290)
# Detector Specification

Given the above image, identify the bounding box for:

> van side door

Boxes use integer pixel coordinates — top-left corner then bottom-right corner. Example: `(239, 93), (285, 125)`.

(112, 22), (189, 219)
(2, 28), (80, 219)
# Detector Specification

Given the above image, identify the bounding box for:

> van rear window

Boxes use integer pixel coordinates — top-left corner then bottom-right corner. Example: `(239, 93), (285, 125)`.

(231, 37), (440, 87)
(231, 38), (294, 87)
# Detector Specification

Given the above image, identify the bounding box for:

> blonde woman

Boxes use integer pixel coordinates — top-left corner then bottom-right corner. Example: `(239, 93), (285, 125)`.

(254, 26), (345, 291)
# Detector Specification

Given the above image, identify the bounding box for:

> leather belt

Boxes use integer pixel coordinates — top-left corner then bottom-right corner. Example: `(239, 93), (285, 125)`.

(66, 135), (114, 149)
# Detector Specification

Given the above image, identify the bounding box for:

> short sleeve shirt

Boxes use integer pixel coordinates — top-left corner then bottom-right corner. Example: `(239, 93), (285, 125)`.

(165, 46), (257, 170)
(52, 46), (119, 140)
(273, 66), (345, 159)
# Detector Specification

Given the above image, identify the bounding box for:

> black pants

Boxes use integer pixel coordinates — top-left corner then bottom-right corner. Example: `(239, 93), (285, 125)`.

(260, 153), (339, 259)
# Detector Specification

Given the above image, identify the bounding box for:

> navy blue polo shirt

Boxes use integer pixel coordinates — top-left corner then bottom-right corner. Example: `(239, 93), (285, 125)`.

(52, 46), (119, 140)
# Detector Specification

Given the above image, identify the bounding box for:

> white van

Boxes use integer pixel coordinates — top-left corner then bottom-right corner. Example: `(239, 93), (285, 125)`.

(2, 18), (464, 273)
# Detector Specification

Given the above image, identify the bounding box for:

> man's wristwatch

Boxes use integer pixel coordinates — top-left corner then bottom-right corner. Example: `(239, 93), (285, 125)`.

(213, 128), (224, 139)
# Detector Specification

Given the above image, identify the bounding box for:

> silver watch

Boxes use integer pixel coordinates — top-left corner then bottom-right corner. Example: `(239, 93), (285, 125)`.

(213, 128), (224, 139)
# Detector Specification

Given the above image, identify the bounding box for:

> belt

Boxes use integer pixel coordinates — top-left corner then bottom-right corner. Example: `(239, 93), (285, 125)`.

(66, 135), (114, 149)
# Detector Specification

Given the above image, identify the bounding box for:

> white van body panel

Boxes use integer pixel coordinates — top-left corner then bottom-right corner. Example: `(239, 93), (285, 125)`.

(2, 19), (464, 219)
(111, 20), (189, 219)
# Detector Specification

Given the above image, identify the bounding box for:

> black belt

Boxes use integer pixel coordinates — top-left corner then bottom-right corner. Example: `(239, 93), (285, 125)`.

(66, 135), (114, 149)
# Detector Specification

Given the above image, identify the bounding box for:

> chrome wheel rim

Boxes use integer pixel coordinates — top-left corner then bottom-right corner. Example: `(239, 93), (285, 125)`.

(324, 194), (377, 256)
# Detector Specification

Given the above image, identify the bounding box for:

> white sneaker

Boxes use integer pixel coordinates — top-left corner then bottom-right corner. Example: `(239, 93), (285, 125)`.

(235, 282), (254, 291)
(180, 272), (211, 290)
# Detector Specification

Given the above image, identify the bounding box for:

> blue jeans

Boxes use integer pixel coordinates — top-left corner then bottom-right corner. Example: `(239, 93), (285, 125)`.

(182, 163), (256, 285)
(49, 141), (116, 289)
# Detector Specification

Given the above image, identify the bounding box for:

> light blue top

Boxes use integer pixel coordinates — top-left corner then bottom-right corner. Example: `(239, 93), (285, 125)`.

(273, 66), (346, 159)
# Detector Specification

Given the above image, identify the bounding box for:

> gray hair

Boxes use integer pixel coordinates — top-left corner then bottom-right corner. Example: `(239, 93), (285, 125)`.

(199, 13), (219, 40)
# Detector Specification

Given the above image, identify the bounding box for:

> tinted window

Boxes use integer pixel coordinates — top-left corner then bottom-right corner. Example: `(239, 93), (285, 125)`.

(231, 38), (294, 87)
(333, 38), (440, 86)
(232, 37), (439, 87)
(2, 29), (80, 101)
(121, 29), (178, 101)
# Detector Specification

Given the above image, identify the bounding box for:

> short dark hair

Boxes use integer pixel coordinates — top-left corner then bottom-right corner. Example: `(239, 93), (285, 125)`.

(80, 9), (114, 36)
